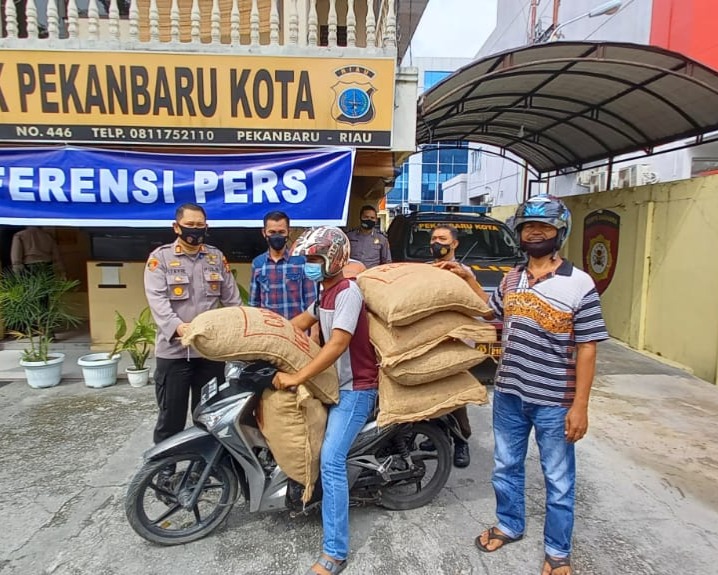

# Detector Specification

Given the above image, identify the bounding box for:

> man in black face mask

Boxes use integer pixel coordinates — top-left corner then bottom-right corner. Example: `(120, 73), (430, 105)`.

(249, 211), (317, 320)
(346, 205), (391, 269)
(144, 203), (241, 447)
(439, 196), (608, 575)
(428, 224), (474, 468)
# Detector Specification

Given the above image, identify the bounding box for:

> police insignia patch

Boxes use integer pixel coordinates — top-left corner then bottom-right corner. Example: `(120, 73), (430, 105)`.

(147, 258), (159, 271)
(331, 66), (377, 125)
(222, 257), (230, 273)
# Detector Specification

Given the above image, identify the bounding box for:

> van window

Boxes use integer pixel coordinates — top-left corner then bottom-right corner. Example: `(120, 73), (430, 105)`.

(408, 221), (518, 261)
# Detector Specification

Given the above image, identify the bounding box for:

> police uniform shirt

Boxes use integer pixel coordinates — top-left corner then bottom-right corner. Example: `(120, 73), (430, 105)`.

(144, 240), (241, 359)
(346, 228), (391, 269)
(10, 227), (65, 275)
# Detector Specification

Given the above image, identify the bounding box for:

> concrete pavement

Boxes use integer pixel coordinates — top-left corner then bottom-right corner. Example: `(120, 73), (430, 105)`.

(1, 340), (717, 575)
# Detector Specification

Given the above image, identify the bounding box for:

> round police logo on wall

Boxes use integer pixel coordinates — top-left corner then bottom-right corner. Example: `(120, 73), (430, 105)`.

(338, 88), (371, 120)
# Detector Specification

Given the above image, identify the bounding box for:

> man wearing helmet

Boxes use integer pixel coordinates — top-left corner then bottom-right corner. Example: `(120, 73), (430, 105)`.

(273, 226), (378, 575)
(439, 195), (608, 575)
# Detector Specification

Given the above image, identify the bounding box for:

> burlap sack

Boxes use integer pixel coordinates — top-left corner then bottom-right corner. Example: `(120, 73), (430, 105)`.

(182, 306), (338, 404)
(257, 385), (327, 503)
(356, 263), (491, 326)
(382, 340), (488, 385)
(377, 370), (488, 427)
(369, 311), (497, 367)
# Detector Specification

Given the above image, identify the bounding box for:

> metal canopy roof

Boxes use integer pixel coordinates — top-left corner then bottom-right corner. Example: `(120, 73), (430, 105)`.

(416, 42), (718, 173)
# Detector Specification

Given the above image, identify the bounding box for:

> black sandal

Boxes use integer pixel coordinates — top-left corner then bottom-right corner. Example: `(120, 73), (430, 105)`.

(474, 526), (523, 552)
(304, 555), (347, 575)
(544, 554), (571, 574)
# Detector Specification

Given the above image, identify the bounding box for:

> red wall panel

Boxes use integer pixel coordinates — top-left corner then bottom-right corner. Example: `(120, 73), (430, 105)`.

(651, 0), (718, 71)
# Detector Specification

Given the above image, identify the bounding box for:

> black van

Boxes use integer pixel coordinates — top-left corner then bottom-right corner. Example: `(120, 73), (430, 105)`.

(387, 204), (523, 381)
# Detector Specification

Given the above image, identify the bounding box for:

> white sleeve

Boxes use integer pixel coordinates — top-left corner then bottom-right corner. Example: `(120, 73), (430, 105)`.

(331, 284), (363, 335)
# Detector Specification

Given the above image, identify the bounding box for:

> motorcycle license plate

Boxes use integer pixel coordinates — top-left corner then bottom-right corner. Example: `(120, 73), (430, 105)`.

(200, 377), (219, 405)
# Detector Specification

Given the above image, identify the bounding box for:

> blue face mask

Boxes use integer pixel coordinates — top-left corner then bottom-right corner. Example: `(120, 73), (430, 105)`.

(304, 262), (325, 282)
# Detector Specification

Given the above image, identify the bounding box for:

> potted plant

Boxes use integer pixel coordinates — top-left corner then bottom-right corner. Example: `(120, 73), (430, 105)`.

(113, 308), (157, 387)
(77, 310), (125, 389)
(0, 267), (81, 389)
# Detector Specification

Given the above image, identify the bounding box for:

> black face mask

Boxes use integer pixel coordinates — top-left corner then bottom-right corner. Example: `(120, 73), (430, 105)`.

(267, 235), (288, 251)
(520, 238), (556, 258)
(178, 225), (207, 246)
(360, 219), (376, 230)
(431, 242), (452, 260)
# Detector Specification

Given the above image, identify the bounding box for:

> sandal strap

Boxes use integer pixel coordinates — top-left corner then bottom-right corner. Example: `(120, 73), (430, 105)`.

(309, 556), (346, 575)
(487, 526), (519, 544)
(545, 554), (571, 572)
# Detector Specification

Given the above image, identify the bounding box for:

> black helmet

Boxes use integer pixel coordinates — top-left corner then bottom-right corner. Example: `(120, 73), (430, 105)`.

(510, 195), (572, 250)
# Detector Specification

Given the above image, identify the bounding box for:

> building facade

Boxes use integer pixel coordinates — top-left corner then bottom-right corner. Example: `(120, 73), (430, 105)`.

(462, 0), (718, 206)
(0, 0), (427, 345)
(385, 56), (481, 213)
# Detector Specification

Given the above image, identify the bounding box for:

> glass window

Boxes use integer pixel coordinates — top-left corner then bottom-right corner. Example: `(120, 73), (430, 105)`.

(691, 158), (718, 177)
(406, 221), (519, 260)
(422, 148), (438, 164)
(424, 71), (452, 91)
(439, 148), (469, 164)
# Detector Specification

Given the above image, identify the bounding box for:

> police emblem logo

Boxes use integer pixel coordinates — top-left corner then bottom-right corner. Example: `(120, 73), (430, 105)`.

(331, 66), (377, 125)
(173, 286), (184, 296)
(147, 258), (160, 271)
(582, 209), (620, 295)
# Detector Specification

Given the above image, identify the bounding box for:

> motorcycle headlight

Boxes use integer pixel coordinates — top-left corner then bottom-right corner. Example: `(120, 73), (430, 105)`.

(196, 403), (236, 431)
(224, 361), (249, 382)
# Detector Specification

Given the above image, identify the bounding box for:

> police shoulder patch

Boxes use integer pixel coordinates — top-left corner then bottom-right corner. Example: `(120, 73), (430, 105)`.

(147, 258), (160, 271)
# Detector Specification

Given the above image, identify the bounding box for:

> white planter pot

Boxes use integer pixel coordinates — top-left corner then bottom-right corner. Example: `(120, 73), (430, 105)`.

(126, 367), (150, 388)
(20, 353), (65, 389)
(78, 353), (121, 388)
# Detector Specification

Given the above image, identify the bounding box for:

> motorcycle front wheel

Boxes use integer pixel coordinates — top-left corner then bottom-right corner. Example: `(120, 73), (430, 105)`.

(125, 453), (239, 545)
(378, 421), (452, 511)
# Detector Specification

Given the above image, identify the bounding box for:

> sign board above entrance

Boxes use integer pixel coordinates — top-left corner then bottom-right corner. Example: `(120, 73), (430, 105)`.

(0, 51), (395, 148)
(0, 147), (354, 227)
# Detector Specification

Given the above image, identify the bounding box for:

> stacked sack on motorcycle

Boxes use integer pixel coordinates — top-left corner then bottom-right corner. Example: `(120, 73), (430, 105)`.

(356, 263), (494, 426)
(182, 306), (339, 501)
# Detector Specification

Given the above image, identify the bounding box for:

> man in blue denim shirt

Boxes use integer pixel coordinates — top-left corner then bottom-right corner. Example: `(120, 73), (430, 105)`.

(273, 226), (378, 575)
(440, 196), (608, 575)
(249, 211), (317, 320)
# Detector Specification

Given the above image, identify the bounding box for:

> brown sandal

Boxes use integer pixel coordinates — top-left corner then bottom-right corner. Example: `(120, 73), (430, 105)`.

(474, 526), (523, 552)
(544, 554), (571, 574)
(304, 554), (347, 575)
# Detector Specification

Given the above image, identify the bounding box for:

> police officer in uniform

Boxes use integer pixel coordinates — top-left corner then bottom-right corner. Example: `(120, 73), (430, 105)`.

(429, 224), (480, 468)
(346, 205), (391, 269)
(144, 203), (241, 445)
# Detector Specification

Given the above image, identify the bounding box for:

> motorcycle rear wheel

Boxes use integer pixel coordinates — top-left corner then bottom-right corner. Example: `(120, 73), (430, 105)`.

(378, 421), (452, 511)
(125, 453), (239, 545)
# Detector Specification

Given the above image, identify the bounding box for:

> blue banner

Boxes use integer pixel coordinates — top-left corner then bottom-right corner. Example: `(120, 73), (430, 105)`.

(0, 147), (354, 227)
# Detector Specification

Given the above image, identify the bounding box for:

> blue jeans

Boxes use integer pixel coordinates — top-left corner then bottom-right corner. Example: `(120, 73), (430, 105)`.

(492, 390), (576, 558)
(320, 389), (377, 560)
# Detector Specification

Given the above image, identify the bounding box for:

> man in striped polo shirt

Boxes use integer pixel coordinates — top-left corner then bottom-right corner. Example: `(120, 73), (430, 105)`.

(439, 195), (608, 575)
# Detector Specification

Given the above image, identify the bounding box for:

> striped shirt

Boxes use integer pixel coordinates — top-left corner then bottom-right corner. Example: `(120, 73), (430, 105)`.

(489, 259), (608, 407)
(309, 279), (379, 392)
(249, 251), (318, 320)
